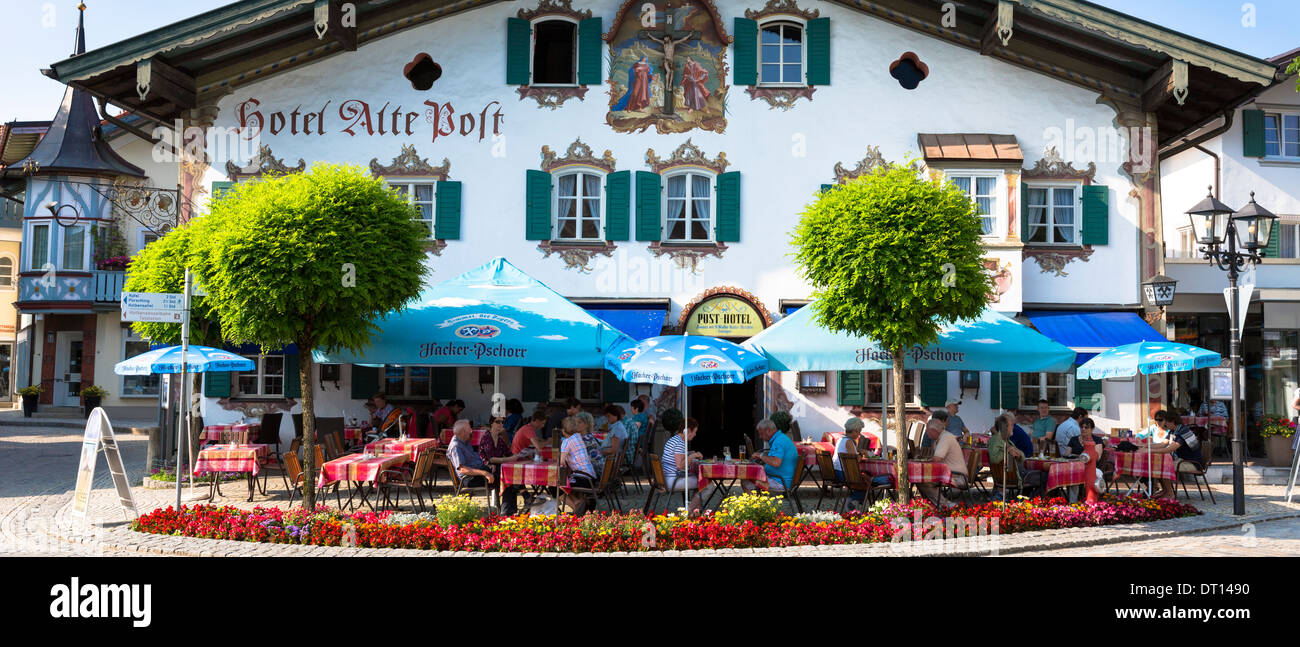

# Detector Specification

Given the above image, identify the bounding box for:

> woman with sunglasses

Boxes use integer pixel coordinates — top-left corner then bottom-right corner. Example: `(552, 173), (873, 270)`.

(479, 416), (529, 515)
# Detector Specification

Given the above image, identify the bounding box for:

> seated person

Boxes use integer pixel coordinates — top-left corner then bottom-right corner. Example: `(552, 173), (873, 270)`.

(369, 393), (395, 433)
(1030, 399), (1057, 439)
(600, 404), (629, 460)
(446, 420), (495, 489)
(478, 417), (527, 515)
(1137, 409), (1168, 442)
(661, 418), (710, 512)
(559, 415), (603, 514)
(833, 418), (868, 509)
(574, 412), (606, 477)
(1051, 407), (1087, 456)
(626, 398), (649, 462)
(747, 418), (798, 493)
(1002, 411), (1035, 458)
(921, 409), (949, 448)
(915, 420), (969, 509)
(430, 399), (464, 440)
(1067, 417), (1105, 456)
(987, 415), (1026, 494)
(502, 398), (524, 436)
(510, 410), (547, 455)
(1142, 412), (1201, 499)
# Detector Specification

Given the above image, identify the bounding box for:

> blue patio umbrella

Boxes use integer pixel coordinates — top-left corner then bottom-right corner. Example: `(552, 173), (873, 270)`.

(114, 345), (255, 375)
(605, 335), (769, 511)
(743, 303), (1076, 372)
(1076, 341), (1221, 496)
(315, 257), (633, 368)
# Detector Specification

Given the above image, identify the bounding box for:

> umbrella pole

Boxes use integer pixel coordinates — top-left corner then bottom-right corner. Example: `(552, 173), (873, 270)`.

(175, 269), (192, 510)
(881, 370), (888, 456)
(1144, 372), (1151, 498)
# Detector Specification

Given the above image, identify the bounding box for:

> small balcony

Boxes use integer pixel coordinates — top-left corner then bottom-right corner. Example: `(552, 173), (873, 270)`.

(94, 270), (126, 303)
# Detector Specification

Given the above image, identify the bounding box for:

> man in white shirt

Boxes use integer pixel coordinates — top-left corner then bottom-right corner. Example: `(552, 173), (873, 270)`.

(1052, 407), (1087, 456)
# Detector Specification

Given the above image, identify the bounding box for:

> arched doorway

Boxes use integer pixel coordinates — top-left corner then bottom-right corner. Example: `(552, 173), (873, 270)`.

(678, 288), (771, 458)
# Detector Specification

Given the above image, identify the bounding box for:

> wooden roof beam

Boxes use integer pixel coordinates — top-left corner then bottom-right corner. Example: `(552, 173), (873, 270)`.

(135, 57), (197, 111)
(314, 0), (357, 52)
(1141, 58), (1189, 112)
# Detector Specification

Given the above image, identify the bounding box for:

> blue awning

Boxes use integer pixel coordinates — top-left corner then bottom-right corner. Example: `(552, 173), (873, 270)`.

(782, 303), (806, 316)
(1023, 311), (1167, 365)
(583, 307), (667, 341)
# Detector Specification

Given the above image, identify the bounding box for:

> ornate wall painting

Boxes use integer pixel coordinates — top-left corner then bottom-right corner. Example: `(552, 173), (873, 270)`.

(605, 0), (731, 134)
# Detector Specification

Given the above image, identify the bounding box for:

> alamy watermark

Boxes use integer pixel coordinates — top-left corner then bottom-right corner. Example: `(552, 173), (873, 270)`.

(1042, 119), (1154, 175)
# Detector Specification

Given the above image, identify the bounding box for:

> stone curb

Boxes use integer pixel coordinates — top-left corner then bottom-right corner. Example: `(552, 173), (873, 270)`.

(45, 508), (1300, 558)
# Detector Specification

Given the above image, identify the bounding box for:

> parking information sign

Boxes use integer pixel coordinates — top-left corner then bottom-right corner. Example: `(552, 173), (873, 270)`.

(121, 292), (185, 322)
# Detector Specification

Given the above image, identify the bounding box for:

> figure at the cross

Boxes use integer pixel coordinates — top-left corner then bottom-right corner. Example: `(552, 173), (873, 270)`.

(639, 7), (699, 115)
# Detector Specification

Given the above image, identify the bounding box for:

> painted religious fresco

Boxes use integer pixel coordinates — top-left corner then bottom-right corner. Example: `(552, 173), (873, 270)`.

(605, 0), (731, 134)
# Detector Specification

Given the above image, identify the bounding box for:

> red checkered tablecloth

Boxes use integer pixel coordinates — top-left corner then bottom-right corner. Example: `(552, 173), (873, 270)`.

(344, 427), (363, 441)
(822, 431), (879, 453)
(861, 458), (953, 486)
(698, 461), (767, 490)
(1023, 458), (1088, 491)
(317, 452), (409, 487)
(193, 444), (269, 476)
(499, 460), (559, 487)
(365, 438), (438, 464)
(1113, 451), (1175, 481)
(797, 442), (834, 467)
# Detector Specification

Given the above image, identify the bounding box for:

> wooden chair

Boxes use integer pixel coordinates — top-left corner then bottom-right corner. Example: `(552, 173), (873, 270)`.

(908, 421), (927, 451)
(837, 454), (869, 511)
(445, 458), (494, 504)
(321, 432), (342, 461)
(1176, 430), (1216, 503)
(771, 458), (805, 513)
(316, 417), (346, 449)
(283, 451), (341, 508)
(642, 454), (673, 514)
(814, 451), (845, 510)
(743, 435), (756, 459)
(568, 451), (625, 514)
(378, 451), (435, 511)
(220, 428), (249, 444)
(965, 448), (987, 498)
(988, 460), (1022, 500)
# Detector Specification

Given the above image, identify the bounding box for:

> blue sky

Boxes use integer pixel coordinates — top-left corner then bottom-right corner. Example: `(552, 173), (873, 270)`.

(1, 0), (1296, 122)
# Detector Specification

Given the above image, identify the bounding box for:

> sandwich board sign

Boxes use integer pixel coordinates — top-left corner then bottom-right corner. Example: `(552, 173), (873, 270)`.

(71, 408), (138, 526)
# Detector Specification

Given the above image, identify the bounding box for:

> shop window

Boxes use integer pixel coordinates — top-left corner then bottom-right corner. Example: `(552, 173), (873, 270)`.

(553, 368), (601, 402)
(1019, 372), (1069, 408)
(120, 327), (160, 396)
(384, 366), (431, 398)
(867, 370), (919, 406)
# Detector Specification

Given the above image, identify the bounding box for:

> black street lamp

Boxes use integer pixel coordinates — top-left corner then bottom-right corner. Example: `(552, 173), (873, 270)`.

(1187, 187), (1277, 515)
(1142, 274), (1178, 309)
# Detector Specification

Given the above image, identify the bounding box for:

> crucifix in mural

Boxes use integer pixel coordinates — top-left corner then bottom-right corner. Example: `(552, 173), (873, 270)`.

(605, 0), (730, 133)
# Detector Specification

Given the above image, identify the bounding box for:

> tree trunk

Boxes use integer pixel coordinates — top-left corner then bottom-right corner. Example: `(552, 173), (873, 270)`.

(300, 346), (317, 509)
(893, 350), (910, 503)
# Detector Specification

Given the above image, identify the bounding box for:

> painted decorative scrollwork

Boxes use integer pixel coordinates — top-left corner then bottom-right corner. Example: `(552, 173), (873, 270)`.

(369, 144), (451, 178)
(648, 241), (728, 274)
(517, 85), (589, 109)
(541, 139), (617, 173)
(1022, 146), (1096, 183)
(645, 139), (729, 174)
(745, 86), (815, 110)
(537, 241), (617, 273)
(225, 145), (306, 180)
(744, 0), (820, 21)
(1023, 246), (1095, 277)
(832, 146), (889, 183)
(517, 0), (592, 21)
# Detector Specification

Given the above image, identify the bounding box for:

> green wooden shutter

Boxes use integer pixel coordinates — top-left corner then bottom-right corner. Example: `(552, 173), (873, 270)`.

(604, 170), (630, 241)
(1264, 220), (1281, 258)
(919, 370), (947, 407)
(210, 181), (235, 200)
(1242, 109), (1266, 158)
(1020, 183), (1031, 241)
(525, 169), (552, 241)
(806, 17), (830, 85)
(635, 171), (661, 242)
(204, 370), (230, 397)
(577, 17), (603, 86)
(506, 18), (532, 85)
(837, 371), (865, 406)
(1000, 372), (1019, 410)
(522, 367), (550, 403)
(434, 180), (461, 240)
(733, 18), (758, 86)
(1075, 377), (1102, 410)
(1080, 184), (1109, 245)
(432, 367), (457, 400)
(989, 372), (1002, 410)
(715, 171), (741, 242)
(283, 353), (301, 399)
(351, 365), (379, 400)
(602, 369), (629, 403)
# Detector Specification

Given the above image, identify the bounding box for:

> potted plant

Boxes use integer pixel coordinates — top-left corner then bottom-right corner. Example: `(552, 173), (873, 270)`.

(17, 385), (42, 417)
(80, 385), (109, 418)
(1260, 416), (1297, 467)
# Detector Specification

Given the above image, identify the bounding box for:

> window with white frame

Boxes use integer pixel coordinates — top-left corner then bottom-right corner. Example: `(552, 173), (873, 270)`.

(389, 181), (436, 239)
(62, 224), (87, 271)
(759, 21), (804, 86)
(1278, 222), (1299, 259)
(866, 370), (920, 406)
(665, 171), (713, 242)
(0, 256), (13, 288)
(384, 365), (431, 398)
(554, 170), (602, 241)
(138, 229), (160, 253)
(532, 19), (577, 86)
(1024, 184), (1080, 245)
(120, 326), (160, 396)
(948, 173), (1000, 236)
(1264, 112), (1300, 159)
(553, 368), (601, 402)
(29, 223), (50, 271)
(1176, 227), (1197, 258)
(235, 355), (285, 397)
(1020, 372), (1069, 408)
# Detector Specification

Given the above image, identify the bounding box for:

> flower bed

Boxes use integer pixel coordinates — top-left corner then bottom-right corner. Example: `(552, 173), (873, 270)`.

(131, 494), (1199, 553)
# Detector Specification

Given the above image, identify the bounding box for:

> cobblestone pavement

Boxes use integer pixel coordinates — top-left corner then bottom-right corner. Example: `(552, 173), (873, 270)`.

(3, 423), (1299, 557)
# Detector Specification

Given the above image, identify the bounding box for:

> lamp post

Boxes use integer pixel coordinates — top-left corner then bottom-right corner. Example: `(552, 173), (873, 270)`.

(1141, 274), (1178, 310)
(1187, 187), (1277, 516)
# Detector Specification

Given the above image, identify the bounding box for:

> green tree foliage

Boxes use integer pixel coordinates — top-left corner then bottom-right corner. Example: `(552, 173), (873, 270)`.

(148, 165), (428, 508)
(123, 218), (223, 345)
(791, 163), (992, 501)
(1289, 57), (1300, 91)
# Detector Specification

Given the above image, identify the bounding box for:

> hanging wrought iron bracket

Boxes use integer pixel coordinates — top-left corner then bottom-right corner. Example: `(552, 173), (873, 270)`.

(42, 178), (180, 238)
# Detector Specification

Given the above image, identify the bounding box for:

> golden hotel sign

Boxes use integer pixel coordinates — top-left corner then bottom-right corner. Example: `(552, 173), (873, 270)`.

(683, 295), (767, 338)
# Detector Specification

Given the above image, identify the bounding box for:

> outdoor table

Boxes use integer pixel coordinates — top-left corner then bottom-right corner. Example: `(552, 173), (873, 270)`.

(193, 443), (269, 502)
(962, 447), (990, 470)
(697, 460), (768, 508)
(200, 424), (251, 444)
(365, 437), (438, 464)
(1023, 457), (1089, 493)
(499, 460), (559, 488)
(343, 427), (364, 441)
(317, 451), (411, 511)
(860, 457), (954, 487)
(797, 441), (834, 467)
(1112, 451), (1175, 494)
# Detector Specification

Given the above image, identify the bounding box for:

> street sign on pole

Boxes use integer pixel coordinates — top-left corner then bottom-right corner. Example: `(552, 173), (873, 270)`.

(122, 292), (184, 322)
(1223, 285), (1253, 341)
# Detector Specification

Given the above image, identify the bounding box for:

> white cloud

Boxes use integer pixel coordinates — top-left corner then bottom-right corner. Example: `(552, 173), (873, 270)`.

(519, 297), (548, 303)
(427, 297), (482, 307)
(969, 338), (1001, 345)
(537, 334), (568, 341)
(689, 344), (711, 350)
